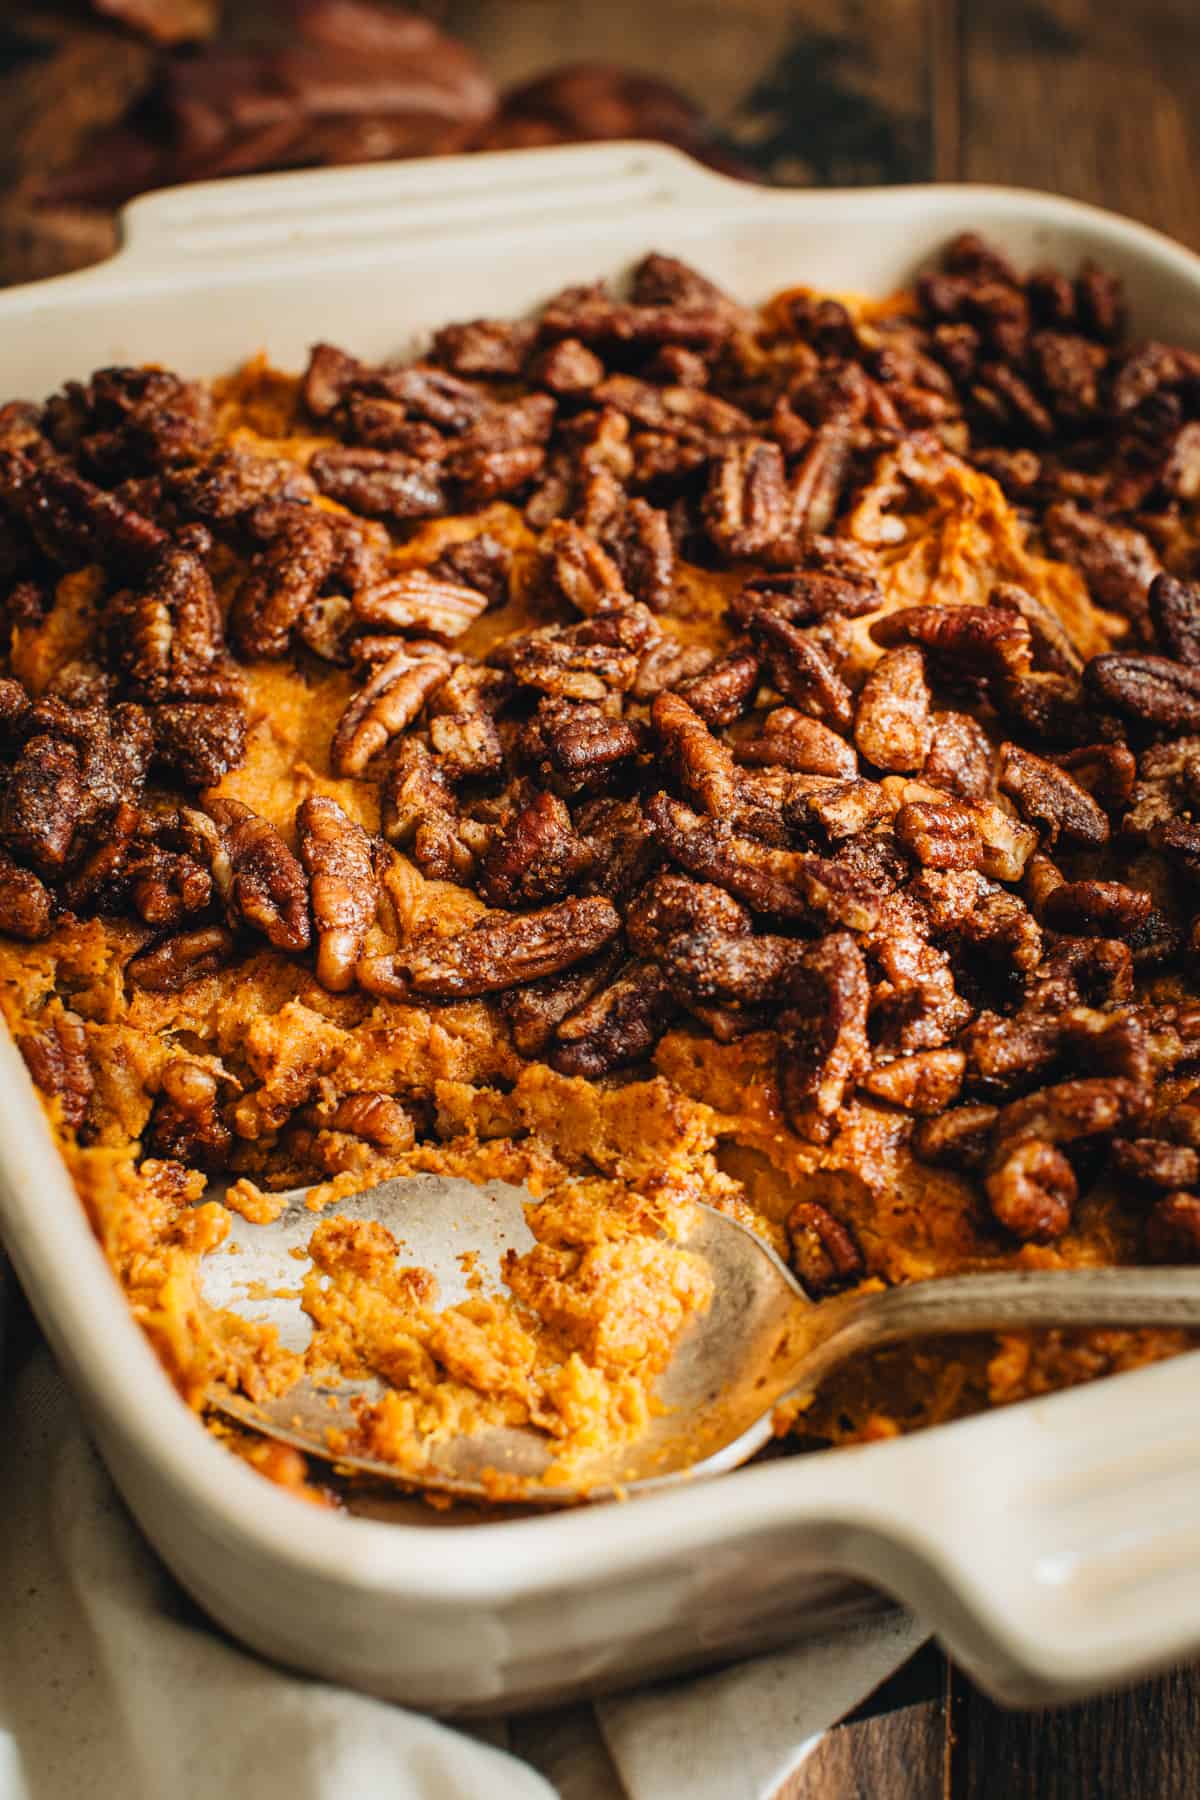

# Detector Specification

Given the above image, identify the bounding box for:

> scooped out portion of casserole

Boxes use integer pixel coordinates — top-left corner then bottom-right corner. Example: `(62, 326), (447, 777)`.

(1, 234), (1198, 1501)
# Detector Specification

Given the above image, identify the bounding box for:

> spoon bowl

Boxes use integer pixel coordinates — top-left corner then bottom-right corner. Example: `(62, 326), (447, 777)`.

(202, 1174), (1200, 1503)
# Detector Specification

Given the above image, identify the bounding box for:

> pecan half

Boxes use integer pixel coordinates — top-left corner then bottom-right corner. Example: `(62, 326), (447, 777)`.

(359, 895), (621, 999)
(921, 710), (994, 801)
(1085, 654), (1200, 734)
(522, 695), (640, 797)
(1040, 880), (1154, 938)
(735, 707), (858, 778)
(550, 959), (672, 1076)
(1043, 501), (1161, 622)
(742, 603), (854, 730)
(186, 799), (310, 951)
(861, 1048), (965, 1114)
(676, 646), (761, 726)
(499, 946), (625, 1056)
(704, 439), (787, 559)
(229, 505), (336, 662)
(895, 799), (985, 871)
(381, 740), (478, 881)
(476, 790), (592, 908)
(785, 1200), (864, 1297)
(17, 1010), (92, 1129)
(777, 931), (871, 1137)
(651, 690), (738, 815)
(309, 448), (445, 521)
(151, 700), (247, 789)
(647, 792), (879, 929)
(111, 527), (235, 699)
(126, 924), (234, 992)
(0, 848), (53, 939)
(352, 568), (489, 641)
(146, 1060), (232, 1171)
(1148, 573), (1200, 667)
(870, 604), (1033, 683)
(624, 870), (750, 959)
(297, 795), (377, 992)
(854, 646), (932, 773)
(331, 642), (453, 777)
(536, 518), (631, 617)
(997, 742), (1109, 847)
(986, 1141), (1077, 1242)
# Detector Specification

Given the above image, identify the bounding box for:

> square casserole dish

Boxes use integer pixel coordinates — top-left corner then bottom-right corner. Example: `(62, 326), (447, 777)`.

(3, 142), (1200, 1715)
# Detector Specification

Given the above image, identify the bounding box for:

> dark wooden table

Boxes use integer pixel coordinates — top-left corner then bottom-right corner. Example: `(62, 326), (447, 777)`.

(1, 2), (1199, 1793)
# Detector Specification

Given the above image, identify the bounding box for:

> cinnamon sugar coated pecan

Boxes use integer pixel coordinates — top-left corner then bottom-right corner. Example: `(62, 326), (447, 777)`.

(5, 233), (1200, 1485)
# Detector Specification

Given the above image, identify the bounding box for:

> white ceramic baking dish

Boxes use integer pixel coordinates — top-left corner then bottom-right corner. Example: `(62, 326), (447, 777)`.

(3, 142), (1200, 1716)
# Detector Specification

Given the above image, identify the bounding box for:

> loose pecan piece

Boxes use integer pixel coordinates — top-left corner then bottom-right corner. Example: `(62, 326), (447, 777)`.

(787, 420), (856, 536)
(229, 505), (336, 662)
(735, 707), (858, 778)
(146, 1061), (232, 1171)
(624, 870), (750, 959)
(854, 646), (932, 773)
(742, 603), (854, 730)
(632, 637), (714, 701)
(381, 740), (478, 881)
(527, 337), (605, 395)
(647, 793), (879, 929)
(369, 364), (490, 432)
(1040, 880), (1154, 938)
(352, 568), (489, 641)
(921, 710), (994, 801)
(704, 439), (787, 559)
(777, 932), (872, 1137)
(151, 700), (247, 789)
(427, 664), (508, 782)
(651, 691), (738, 815)
(331, 642), (453, 776)
(431, 317), (536, 378)
(309, 448), (445, 521)
(911, 1103), (999, 1169)
(0, 848), (53, 940)
(550, 960), (672, 1077)
(301, 342), (366, 418)
(297, 795), (378, 992)
(491, 608), (651, 700)
(1145, 1193), (1200, 1262)
(785, 1200), (864, 1298)
(660, 930), (800, 1006)
(870, 604), (1033, 683)
(1049, 742), (1135, 808)
(861, 1048), (965, 1114)
(1043, 501), (1161, 623)
(606, 498), (675, 613)
(895, 799), (985, 871)
(997, 742), (1109, 847)
(187, 799), (310, 951)
(430, 531), (512, 610)
(1111, 1138), (1200, 1193)
(737, 566), (880, 624)
(536, 518), (630, 616)
(359, 895), (621, 1000)
(577, 796), (661, 901)
(17, 1010), (92, 1129)
(989, 581), (1084, 679)
(111, 526), (235, 699)
(0, 449), (166, 574)
(676, 645), (761, 726)
(785, 777), (889, 844)
(522, 696), (640, 796)
(1148, 572), (1200, 667)
(126, 924), (235, 993)
(499, 946), (625, 1056)
(986, 1141), (1078, 1243)
(476, 791), (592, 908)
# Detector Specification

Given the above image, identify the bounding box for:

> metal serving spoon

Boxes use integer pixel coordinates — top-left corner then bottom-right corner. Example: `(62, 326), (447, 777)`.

(202, 1174), (1200, 1503)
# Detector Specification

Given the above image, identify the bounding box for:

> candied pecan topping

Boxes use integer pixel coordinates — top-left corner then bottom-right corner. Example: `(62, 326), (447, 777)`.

(17, 1010), (92, 1129)
(1043, 501), (1161, 623)
(854, 646), (932, 773)
(624, 870), (749, 959)
(735, 707), (857, 778)
(302, 342), (366, 418)
(786, 1200), (864, 1297)
(352, 568), (488, 641)
(499, 946), (625, 1056)
(491, 608), (650, 701)
(785, 777), (888, 844)
(647, 792), (879, 929)
(146, 1061), (232, 1171)
(895, 799), (985, 871)
(359, 895), (621, 1000)
(476, 790), (591, 908)
(1148, 572), (1200, 667)
(430, 531), (512, 610)
(862, 1048), (966, 1114)
(777, 932), (871, 1138)
(676, 646), (761, 726)
(922, 710), (994, 801)
(331, 642), (453, 777)
(297, 794), (377, 992)
(0, 450), (167, 573)
(528, 338), (604, 395)
(741, 603), (853, 730)
(431, 317), (536, 379)
(986, 1141), (1077, 1242)
(109, 525), (234, 699)
(536, 518), (630, 616)
(229, 505), (336, 661)
(309, 448), (445, 521)
(704, 440), (787, 559)
(382, 740), (479, 881)
(997, 742), (1109, 847)
(871, 604), (1032, 683)
(1111, 1138), (1200, 1193)
(550, 959), (672, 1076)
(126, 924), (234, 993)
(651, 691), (738, 816)
(911, 1103), (999, 1169)
(1040, 880), (1154, 938)
(186, 800), (310, 952)
(0, 848), (53, 939)
(522, 696), (640, 797)
(1145, 1194), (1200, 1262)
(150, 701), (247, 790)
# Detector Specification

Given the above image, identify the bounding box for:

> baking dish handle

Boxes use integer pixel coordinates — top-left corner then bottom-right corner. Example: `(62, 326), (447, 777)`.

(113, 141), (751, 274)
(811, 1346), (1200, 1704)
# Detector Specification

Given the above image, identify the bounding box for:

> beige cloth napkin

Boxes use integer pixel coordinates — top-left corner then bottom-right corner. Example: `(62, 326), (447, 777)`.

(0, 1324), (927, 1800)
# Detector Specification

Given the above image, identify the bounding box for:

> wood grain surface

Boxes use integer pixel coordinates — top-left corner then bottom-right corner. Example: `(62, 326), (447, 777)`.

(1, 2), (1198, 1795)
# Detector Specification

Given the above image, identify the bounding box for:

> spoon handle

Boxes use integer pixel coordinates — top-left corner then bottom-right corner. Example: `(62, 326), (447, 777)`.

(799, 1265), (1200, 1387)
